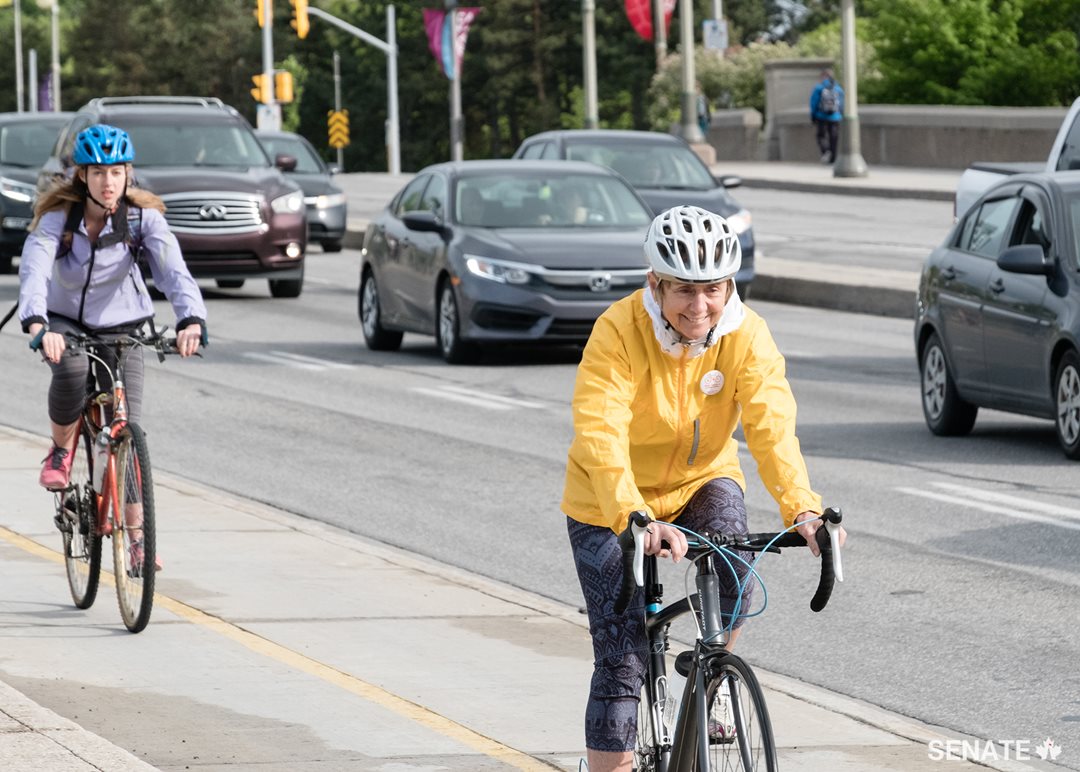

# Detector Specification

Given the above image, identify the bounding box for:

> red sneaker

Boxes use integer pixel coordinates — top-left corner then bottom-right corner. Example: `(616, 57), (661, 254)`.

(128, 539), (163, 577)
(39, 445), (74, 490)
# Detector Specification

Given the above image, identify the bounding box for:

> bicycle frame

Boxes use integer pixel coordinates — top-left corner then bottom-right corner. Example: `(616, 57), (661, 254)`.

(639, 552), (741, 772)
(80, 344), (134, 539)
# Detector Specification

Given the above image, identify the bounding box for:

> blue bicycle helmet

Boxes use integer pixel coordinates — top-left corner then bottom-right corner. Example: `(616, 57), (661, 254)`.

(72, 124), (135, 165)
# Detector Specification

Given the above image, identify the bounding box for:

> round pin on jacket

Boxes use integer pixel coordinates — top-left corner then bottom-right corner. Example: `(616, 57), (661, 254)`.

(700, 369), (724, 395)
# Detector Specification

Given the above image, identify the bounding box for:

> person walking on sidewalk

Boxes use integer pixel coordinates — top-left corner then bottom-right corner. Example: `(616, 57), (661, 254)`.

(18, 124), (206, 494)
(810, 68), (844, 164)
(562, 205), (845, 772)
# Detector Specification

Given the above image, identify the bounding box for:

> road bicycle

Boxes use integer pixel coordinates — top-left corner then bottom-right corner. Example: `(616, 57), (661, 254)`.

(36, 327), (184, 633)
(614, 507), (844, 771)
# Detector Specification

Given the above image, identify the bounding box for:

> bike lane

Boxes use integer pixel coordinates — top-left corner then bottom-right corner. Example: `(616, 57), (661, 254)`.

(0, 425), (1051, 771)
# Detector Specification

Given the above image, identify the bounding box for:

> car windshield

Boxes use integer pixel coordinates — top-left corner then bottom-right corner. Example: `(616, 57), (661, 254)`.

(0, 120), (67, 168)
(455, 172), (652, 228)
(122, 122), (271, 168)
(565, 139), (715, 189)
(258, 135), (323, 173)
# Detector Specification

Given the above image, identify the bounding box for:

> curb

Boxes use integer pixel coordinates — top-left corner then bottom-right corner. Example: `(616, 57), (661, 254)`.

(751, 273), (916, 319)
(738, 177), (954, 202)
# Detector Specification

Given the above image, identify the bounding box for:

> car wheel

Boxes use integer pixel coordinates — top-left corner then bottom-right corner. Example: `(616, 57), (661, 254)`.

(216, 279), (245, 289)
(359, 270), (403, 351)
(920, 332), (977, 436)
(269, 269), (304, 299)
(1055, 350), (1080, 460)
(322, 240), (343, 253)
(436, 280), (478, 364)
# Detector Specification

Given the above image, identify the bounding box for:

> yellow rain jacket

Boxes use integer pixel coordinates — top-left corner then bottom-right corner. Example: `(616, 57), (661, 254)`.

(562, 289), (821, 532)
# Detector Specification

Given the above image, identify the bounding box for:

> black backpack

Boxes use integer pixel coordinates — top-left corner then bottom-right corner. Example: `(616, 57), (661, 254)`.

(818, 85), (838, 115)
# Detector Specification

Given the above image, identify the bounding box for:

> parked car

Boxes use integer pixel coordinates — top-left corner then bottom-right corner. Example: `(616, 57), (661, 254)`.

(915, 171), (1080, 458)
(39, 96), (307, 297)
(255, 129), (346, 253)
(0, 111), (72, 273)
(511, 129), (755, 296)
(359, 160), (653, 363)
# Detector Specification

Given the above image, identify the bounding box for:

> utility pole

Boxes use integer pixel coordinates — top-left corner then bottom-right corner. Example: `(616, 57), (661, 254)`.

(258, 0), (279, 130)
(582, 0), (598, 128)
(833, 0), (867, 177)
(49, 0), (59, 109)
(447, 0), (463, 161)
(13, 0), (24, 112)
(653, 0), (667, 68)
(27, 48), (37, 111)
(678, 0), (703, 142)
(333, 50), (343, 171)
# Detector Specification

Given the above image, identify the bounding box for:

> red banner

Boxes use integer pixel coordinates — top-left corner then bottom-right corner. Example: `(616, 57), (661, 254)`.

(625, 0), (676, 43)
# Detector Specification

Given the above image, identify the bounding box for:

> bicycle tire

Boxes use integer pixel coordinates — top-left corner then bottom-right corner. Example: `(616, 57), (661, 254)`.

(61, 426), (102, 609)
(111, 422), (156, 633)
(699, 654), (777, 772)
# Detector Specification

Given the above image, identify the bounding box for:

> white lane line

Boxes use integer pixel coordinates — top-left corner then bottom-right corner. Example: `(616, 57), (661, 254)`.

(932, 482), (1080, 522)
(894, 486), (1080, 532)
(438, 385), (545, 409)
(269, 350), (354, 369)
(410, 387), (514, 411)
(243, 352), (323, 371)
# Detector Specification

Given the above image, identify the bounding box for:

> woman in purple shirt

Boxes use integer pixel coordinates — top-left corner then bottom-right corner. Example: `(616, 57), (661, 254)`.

(19, 124), (206, 497)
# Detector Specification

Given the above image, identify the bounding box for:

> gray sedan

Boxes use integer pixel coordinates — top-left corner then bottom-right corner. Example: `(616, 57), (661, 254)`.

(358, 160), (653, 363)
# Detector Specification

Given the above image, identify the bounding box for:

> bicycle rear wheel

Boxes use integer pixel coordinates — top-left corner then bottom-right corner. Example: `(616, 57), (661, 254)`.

(111, 422), (156, 633)
(700, 654), (777, 771)
(60, 426), (101, 609)
(635, 686), (660, 771)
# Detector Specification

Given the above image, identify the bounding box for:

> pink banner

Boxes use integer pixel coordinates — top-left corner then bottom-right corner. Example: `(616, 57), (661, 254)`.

(423, 7), (481, 79)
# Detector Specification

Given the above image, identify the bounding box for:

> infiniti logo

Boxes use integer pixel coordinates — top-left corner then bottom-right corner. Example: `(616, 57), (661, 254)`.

(198, 204), (228, 221)
(589, 272), (612, 292)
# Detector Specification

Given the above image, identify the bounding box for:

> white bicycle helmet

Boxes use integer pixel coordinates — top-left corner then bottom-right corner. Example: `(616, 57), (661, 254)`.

(644, 205), (741, 283)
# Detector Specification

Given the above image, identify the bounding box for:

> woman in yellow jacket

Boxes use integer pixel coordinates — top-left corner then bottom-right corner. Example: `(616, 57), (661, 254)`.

(563, 205), (845, 771)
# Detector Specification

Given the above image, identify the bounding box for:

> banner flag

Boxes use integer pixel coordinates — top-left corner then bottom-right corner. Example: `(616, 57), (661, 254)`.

(624, 0), (676, 43)
(423, 8), (481, 80)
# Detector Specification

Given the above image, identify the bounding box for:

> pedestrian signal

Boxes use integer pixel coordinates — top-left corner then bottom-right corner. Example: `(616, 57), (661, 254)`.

(275, 71), (295, 104)
(328, 110), (350, 149)
(290, 0), (310, 39)
(251, 74), (270, 104)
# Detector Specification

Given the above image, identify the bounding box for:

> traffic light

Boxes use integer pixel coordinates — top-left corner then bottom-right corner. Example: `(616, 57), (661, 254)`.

(254, 0), (271, 27)
(251, 74), (270, 104)
(274, 71), (295, 104)
(290, 0), (309, 39)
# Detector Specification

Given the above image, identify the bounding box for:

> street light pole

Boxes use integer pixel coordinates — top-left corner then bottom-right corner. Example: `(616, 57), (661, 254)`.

(582, 0), (598, 129)
(14, 0), (24, 112)
(447, 1), (463, 161)
(678, 0), (703, 142)
(50, 0), (60, 110)
(333, 50), (343, 171)
(653, 0), (666, 69)
(833, 0), (867, 177)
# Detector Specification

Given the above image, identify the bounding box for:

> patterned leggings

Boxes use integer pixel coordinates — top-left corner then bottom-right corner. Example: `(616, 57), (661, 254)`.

(567, 477), (754, 752)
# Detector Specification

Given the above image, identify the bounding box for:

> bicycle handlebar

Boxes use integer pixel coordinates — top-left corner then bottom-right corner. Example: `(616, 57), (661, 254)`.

(30, 328), (197, 362)
(613, 507), (844, 616)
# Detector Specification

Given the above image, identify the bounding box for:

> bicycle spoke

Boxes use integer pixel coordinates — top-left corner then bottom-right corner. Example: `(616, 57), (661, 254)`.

(60, 426), (101, 609)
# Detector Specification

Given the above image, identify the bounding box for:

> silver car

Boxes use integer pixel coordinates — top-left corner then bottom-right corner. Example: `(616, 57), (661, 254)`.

(358, 160), (653, 363)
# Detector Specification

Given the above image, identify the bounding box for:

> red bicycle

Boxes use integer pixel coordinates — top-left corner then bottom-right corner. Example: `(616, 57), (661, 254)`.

(45, 328), (183, 633)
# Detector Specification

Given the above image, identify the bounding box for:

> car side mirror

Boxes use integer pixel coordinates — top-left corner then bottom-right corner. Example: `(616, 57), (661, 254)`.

(328, 163), (342, 175)
(402, 210), (449, 238)
(715, 175), (743, 189)
(275, 153), (298, 172)
(997, 244), (1054, 276)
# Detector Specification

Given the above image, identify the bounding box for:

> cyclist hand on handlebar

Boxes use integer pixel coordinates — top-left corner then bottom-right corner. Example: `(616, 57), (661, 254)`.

(28, 323), (66, 364)
(174, 324), (203, 358)
(643, 519), (688, 562)
(795, 511), (848, 557)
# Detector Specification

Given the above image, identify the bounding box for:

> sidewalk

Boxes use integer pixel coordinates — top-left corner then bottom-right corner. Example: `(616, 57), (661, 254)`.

(337, 161), (960, 320)
(0, 425), (1045, 771)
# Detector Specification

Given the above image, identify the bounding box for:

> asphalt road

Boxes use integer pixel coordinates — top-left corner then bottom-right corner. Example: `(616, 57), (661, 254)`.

(1, 191), (1076, 769)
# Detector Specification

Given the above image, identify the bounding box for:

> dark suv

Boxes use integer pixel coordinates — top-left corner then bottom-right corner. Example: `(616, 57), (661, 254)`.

(39, 96), (307, 297)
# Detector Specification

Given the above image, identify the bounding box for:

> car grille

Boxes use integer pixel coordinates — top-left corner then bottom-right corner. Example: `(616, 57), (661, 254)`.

(531, 266), (649, 297)
(160, 192), (263, 235)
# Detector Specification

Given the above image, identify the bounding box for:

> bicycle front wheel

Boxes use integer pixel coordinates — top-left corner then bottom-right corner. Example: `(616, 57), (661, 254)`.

(700, 654), (777, 772)
(61, 426), (102, 609)
(111, 422), (156, 633)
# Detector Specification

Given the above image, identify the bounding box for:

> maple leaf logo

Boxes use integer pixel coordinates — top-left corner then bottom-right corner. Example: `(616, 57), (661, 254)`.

(1035, 738), (1062, 760)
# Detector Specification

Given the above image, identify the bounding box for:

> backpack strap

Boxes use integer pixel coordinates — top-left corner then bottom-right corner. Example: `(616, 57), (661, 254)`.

(55, 200), (85, 260)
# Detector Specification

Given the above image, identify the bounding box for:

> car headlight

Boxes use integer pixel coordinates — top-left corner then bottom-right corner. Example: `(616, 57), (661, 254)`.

(726, 208), (752, 235)
(0, 177), (35, 204)
(314, 192), (347, 210)
(270, 190), (304, 214)
(464, 255), (532, 284)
